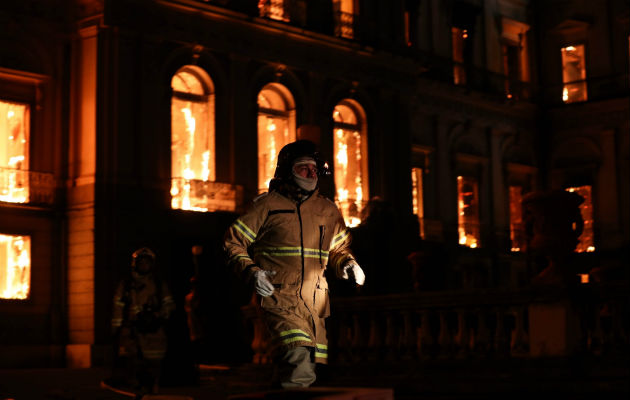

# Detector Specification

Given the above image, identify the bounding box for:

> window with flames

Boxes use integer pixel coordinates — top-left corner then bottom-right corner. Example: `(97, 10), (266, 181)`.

(258, 0), (288, 22)
(1, 100), (30, 204)
(170, 66), (217, 212)
(452, 27), (467, 85)
(457, 176), (480, 248)
(257, 83), (296, 194)
(411, 167), (425, 238)
(566, 185), (595, 253)
(561, 45), (587, 103)
(333, 100), (368, 228)
(509, 186), (525, 252)
(0, 234), (30, 300)
(333, 0), (355, 39)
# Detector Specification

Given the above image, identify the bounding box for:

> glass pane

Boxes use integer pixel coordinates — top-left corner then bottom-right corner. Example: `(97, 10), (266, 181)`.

(0, 100), (30, 203)
(171, 71), (205, 95)
(333, 104), (357, 124)
(457, 176), (480, 248)
(561, 45), (587, 103)
(566, 185), (595, 252)
(0, 234), (31, 300)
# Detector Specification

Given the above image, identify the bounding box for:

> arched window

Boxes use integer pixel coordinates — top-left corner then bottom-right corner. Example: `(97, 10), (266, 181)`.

(333, 99), (368, 227)
(257, 83), (296, 193)
(170, 65), (215, 211)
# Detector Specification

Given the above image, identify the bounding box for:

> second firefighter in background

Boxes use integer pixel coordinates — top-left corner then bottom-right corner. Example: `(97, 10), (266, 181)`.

(224, 140), (365, 388)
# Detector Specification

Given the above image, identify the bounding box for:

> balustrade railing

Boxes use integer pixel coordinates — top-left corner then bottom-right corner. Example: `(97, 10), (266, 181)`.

(0, 167), (56, 206)
(242, 282), (628, 364)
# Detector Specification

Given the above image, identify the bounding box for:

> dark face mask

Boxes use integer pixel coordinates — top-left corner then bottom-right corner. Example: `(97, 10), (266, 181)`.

(134, 257), (154, 275)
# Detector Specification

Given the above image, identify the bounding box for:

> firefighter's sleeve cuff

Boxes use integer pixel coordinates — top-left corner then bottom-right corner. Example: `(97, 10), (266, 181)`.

(242, 264), (261, 282)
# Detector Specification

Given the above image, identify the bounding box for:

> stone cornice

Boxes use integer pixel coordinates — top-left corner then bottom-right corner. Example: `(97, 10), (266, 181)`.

(413, 79), (539, 132)
(547, 97), (630, 131)
(111, 0), (422, 89)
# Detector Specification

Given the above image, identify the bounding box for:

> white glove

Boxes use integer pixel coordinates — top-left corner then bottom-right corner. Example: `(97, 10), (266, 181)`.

(341, 261), (365, 286)
(252, 270), (277, 297)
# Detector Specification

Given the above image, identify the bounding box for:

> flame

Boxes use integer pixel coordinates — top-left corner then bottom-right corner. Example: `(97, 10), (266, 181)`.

(0, 234), (31, 300)
(334, 126), (365, 227)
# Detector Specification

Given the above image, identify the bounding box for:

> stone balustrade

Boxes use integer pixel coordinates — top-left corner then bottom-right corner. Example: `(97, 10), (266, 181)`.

(242, 283), (628, 364)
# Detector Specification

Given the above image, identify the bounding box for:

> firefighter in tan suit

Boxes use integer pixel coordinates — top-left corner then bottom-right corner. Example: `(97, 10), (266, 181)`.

(224, 140), (365, 388)
(110, 248), (175, 396)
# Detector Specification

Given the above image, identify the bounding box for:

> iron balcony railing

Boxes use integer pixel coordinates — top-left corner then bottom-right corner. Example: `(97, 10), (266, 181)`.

(0, 167), (56, 206)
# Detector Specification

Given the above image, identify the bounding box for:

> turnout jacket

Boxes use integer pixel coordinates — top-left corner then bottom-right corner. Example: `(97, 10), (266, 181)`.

(111, 274), (175, 360)
(224, 188), (356, 363)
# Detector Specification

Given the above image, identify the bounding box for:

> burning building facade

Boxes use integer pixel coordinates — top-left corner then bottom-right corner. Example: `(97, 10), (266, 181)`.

(0, 0), (628, 368)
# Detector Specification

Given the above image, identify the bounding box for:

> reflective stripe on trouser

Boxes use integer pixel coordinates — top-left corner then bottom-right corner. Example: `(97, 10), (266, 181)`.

(277, 346), (316, 388)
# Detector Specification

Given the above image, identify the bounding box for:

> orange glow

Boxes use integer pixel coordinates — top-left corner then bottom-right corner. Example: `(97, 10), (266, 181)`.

(566, 186), (595, 252)
(509, 186), (525, 252)
(0, 234), (31, 300)
(411, 167), (425, 238)
(333, 103), (367, 227)
(257, 85), (295, 193)
(578, 273), (589, 284)
(0, 100), (30, 203)
(457, 176), (480, 248)
(561, 45), (587, 103)
(171, 67), (217, 211)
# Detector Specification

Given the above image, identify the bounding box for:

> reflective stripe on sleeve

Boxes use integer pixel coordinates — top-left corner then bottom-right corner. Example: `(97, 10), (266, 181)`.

(315, 343), (328, 359)
(231, 254), (253, 264)
(233, 219), (256, 242)
(330, 229), (350, 250)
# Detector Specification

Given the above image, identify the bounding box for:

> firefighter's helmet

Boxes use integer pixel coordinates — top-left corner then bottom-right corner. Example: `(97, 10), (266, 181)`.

(131, 247), (156, 269)
(274, 140), (330, 179)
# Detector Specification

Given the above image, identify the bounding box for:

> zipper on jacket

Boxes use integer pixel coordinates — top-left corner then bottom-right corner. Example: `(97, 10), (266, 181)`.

(296, 203), (305, 303)
(319, 225), (325, 268)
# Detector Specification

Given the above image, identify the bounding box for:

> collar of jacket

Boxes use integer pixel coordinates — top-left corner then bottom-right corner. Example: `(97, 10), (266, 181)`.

(270, 178), (317, 203)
